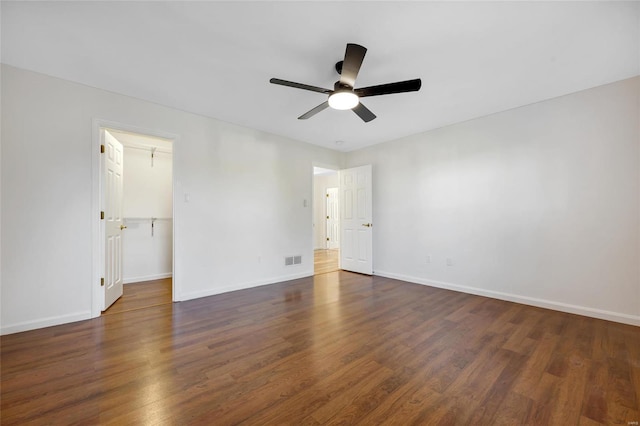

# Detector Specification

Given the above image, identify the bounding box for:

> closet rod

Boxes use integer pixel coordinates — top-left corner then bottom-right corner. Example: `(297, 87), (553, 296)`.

(123, 145), (172, 155)
(123, 217), (173, 221)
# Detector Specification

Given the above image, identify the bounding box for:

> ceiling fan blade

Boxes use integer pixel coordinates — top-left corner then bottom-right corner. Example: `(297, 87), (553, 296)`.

(298, 101), (330, 120)
(355, 79), (422, 98)
(339, 43), (367, 88)
(352, 103), (376, 122)
(270, 78), (332, 94)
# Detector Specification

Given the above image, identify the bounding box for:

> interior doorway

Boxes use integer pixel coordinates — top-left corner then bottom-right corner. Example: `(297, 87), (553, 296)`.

(313, 164), (374, 276)
(313, 167), (340, 275)
(100, 127), (174, 313)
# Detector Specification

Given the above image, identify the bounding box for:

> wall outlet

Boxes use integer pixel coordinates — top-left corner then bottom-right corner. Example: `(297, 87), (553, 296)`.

(446, 257), (453, 266)
(426, 255), (431, 264)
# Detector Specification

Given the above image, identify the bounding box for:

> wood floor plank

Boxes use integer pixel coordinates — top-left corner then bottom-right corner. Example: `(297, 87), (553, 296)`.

(314, 249), (339, 275)
(103, 278), (172, 315)
(1, 271), (639, 425)
(582, 361), (609, 424)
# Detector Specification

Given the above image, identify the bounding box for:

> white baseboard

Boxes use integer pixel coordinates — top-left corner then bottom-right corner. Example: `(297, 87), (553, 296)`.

(176, 271), (313, 302)
(123, 272), (172, 284)
(374, 270), (640, 327)
(1, 311), (93, 335)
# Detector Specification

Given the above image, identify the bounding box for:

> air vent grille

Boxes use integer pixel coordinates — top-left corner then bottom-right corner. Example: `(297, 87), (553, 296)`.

(285, 255), (302, 266)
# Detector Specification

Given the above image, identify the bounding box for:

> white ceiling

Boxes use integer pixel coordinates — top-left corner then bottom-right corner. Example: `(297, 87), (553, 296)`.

(2, 1), (638, 152)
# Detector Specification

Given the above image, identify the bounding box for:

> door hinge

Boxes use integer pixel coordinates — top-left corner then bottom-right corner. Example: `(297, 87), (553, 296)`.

(327, 216), (330, 219)
(100, 211), (105, 220)
(326, 237), (330, 241)
(100, 277), (105, 287)
(326, 193), (330, 197)
(100, 144), (105, 153)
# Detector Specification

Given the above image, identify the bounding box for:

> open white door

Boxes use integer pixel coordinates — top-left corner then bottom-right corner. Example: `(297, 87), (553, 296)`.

(326, 187), (339, 249)
(339, 165), (372, 275)
(103, 130), (124, 310)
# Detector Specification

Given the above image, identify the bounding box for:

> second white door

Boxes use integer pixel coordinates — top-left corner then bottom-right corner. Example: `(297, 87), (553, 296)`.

(339, 165), (373, 275)
(326, 187), (339, 249)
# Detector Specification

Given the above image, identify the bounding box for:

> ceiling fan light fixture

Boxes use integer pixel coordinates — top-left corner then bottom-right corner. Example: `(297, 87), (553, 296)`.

(328, 91), (359, 110)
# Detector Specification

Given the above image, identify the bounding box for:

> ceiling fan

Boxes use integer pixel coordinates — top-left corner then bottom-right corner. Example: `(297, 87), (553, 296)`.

(270, 43), (421, 123)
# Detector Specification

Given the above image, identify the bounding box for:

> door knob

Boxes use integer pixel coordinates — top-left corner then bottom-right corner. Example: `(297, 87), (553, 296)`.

(362, 223), (372, 227)
(120, 225), (127, 230)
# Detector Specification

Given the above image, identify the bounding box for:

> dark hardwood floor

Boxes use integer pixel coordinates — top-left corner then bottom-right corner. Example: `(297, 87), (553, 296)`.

(1, 272), (638, 425)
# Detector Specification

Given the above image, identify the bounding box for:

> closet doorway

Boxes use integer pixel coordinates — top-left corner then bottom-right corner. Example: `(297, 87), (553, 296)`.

(313, 167), (340, 275)
(102, 128), (174, 313)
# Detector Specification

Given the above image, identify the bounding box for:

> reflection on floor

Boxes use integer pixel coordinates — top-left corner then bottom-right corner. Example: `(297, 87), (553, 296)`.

(314, 249), (339, 275)
(103, 277), (172, 315)
(105, 252), (338, 315)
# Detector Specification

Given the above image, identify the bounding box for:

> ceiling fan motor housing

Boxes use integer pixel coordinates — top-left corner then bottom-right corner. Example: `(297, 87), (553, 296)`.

(334, 81), (352, 91)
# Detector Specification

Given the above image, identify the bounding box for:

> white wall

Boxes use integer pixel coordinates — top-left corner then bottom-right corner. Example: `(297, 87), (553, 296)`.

(1, 65), (343, 334)
(117, 134), (173, 283)
(313, 172), (339, 249)
(346, 76), (640, 325)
